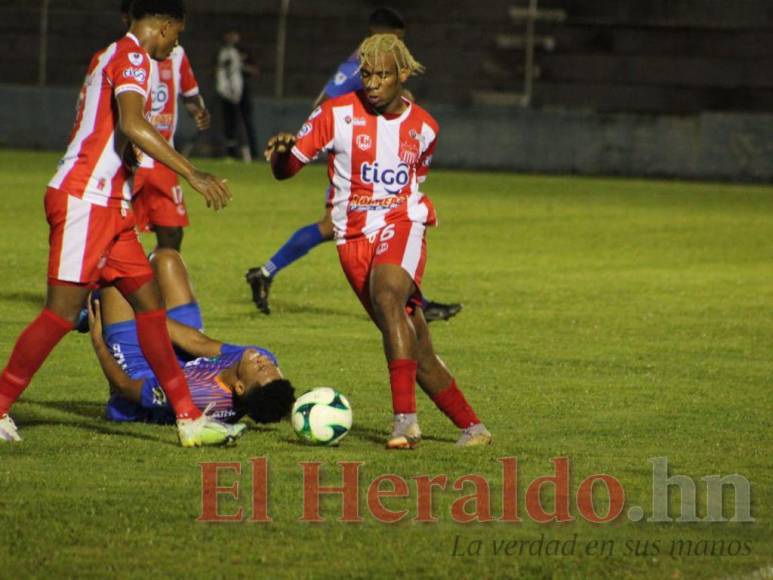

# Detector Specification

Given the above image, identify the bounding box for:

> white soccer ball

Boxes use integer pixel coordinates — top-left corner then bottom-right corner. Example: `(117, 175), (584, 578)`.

(291, 387), (353, 445)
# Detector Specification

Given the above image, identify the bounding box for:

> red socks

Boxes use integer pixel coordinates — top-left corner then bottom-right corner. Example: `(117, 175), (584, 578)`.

(135, 309), (201, 420)
(389, 362), (480, 428)
(388, 359), (417, 414)
(0, 309), (74, 415)
(431, 380), (480, 428)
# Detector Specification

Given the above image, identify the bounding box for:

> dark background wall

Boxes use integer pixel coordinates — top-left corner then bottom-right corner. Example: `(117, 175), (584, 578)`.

(3, 0), (772, 113)
(1, 0), (772, 180)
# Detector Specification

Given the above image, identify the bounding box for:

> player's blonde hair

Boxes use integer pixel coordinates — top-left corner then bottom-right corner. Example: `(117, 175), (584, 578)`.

(358, 33), (425, 77)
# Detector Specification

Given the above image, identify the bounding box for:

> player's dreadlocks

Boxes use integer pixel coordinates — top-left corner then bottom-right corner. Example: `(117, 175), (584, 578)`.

(358, 33), (425, 77)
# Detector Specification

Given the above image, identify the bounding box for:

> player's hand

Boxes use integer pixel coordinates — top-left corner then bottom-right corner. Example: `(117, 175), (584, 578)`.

(185, 170), (232, 211)
(191, 107), (211, 131)
(87, 295), (103, 343)
(264, 133), (296, 162)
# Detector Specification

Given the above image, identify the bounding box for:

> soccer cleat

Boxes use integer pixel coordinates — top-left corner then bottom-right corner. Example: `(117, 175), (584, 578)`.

(0, 414), (22, 442)
(455, 423), (493, 447)
(423, 301), (463, 323)
(74, 308), (90, 333)
(177, 404), (247, 447)
(245, 267), (272, 314)
(386, 414), (422, 450)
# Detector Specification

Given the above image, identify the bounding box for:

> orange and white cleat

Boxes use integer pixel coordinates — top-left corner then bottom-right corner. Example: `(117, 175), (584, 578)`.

(386, 414), (421, 450)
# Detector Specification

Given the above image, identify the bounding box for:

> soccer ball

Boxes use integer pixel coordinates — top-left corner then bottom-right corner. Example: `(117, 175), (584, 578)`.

(291, 387), (353, 445)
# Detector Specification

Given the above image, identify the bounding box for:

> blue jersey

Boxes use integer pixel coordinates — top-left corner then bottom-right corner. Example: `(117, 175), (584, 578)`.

(103, 302), (277, 424)
(323, 53), (363, 99)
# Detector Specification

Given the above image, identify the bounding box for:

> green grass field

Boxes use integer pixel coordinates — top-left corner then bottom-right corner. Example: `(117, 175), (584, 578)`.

(0, 149), (771, 579)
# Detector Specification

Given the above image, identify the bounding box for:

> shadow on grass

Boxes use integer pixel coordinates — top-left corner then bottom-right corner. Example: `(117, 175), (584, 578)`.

(18, 399), (172, 445)
(24, 398), (104, 420)
(236, 299), (369, 322)
(0, 290), (45, 307)
(350, 424), (455, 444)
(12, 417), (169, 444)
(23, 399), (280, 444)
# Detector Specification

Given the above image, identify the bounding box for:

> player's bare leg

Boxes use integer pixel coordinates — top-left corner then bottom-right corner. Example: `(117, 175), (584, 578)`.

(154, 226), (184, 252)
(0, 284), (88, 441)
(369, 263), (422, 449)
(150, 248), (195, 308)
(411, 307), (492, 447)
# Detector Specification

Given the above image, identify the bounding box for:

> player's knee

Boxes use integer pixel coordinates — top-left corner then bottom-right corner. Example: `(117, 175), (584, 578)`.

(149, 248), (183, 272)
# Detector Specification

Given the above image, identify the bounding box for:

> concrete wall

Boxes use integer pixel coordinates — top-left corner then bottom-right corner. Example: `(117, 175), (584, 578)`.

(1, 85), (771, 182)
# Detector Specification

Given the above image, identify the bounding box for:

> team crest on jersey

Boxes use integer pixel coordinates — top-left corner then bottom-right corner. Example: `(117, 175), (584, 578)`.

(161, 69), (173, 81)
(356, 134), (372, 151)
(128, 52), (144, 66)
(400, 142), (420, 165)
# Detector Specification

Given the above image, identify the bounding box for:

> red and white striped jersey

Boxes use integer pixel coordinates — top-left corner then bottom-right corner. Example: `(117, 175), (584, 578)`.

(292, 91), (439, 243)
(144, 46), (199, 151)
(49, 33), (151, 208)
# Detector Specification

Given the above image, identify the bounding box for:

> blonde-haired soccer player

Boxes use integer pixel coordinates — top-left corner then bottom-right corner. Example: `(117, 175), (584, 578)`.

(245, 9), (462, 324)
(263, 34), (492, 448)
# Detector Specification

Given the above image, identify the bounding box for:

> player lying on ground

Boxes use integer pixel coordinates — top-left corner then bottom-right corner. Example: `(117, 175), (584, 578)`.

(0, 0), (238, 447)
(89, 249), (295, 426)
(264, 34), (492, 448)
(121, 0), (211, 253)
(245, 7), (462, 323)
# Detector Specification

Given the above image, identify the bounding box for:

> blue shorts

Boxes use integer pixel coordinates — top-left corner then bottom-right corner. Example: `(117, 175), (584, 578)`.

(104, 302), (201, 423)
(102, 302), (203, 380)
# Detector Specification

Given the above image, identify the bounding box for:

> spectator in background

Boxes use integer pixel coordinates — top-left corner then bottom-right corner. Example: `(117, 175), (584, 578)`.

(216, 30), (259, 161)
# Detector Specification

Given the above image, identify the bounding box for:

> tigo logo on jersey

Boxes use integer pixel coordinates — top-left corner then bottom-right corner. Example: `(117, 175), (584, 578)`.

(356, 134), (372, 151)
(360, 162), (409, 194)
(123, 67), (147, 83)
(151, 82), (169, 113)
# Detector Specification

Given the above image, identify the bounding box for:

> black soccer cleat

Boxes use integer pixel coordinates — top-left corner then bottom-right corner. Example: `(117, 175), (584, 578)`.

(423, 301), (463, 323)
(245, 267), (272, 314)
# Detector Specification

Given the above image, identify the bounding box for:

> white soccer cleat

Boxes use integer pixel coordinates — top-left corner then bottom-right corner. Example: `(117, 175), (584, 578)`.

(177, 404), (246, 448)
(455, 423), (493, 447)
(386, 414), (421, 450)
(0, 414), (22, 442)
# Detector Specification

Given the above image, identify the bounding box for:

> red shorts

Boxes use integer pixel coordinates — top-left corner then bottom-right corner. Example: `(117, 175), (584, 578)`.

(132, 164), (189, 231)
(45, 187), (152, 286)
(337, 221), (427, 318)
